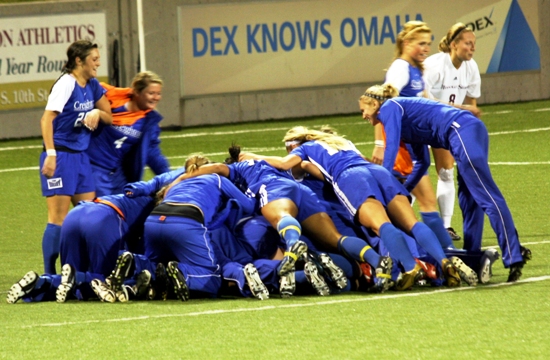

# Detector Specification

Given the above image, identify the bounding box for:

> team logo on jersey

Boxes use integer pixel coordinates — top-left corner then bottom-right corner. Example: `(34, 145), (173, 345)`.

(47, 177), (63, 190)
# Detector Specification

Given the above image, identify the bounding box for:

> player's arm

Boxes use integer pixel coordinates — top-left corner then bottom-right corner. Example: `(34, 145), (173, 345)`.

(403, 144), (430, 192)
(166, 163), (230, 193)
(239, 152), (302, 171)
(40, 110), (59, 178)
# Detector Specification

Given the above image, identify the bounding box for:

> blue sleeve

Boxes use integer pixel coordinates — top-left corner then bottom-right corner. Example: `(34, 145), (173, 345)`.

(289, 145), (307, 160)
(219, 176), (255, 215)
(403, 144), (430, 192)
(124, 167), (185, 197)
(380, 101), (404, 173)
(145, 116), (170, 174)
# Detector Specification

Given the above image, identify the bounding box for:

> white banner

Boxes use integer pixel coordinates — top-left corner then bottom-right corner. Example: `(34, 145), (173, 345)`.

(0, 13), (108, 110)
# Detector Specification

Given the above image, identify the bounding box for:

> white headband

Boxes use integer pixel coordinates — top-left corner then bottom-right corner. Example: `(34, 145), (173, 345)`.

(285, 140), (300, 147)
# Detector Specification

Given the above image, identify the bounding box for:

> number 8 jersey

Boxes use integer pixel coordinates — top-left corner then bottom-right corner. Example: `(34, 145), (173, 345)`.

(46, 74), (105, 151)
(423, 52), (481, 105)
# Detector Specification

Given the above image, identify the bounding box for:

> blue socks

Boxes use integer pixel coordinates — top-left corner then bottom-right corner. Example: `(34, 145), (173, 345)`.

(410, 222), (446, 264)
(421, 211), (455, 249)
(379, 223), (417, 272)
(337, 236), (380, 267)
(277, 216), (301, 248)
(42, 223), (62, 274)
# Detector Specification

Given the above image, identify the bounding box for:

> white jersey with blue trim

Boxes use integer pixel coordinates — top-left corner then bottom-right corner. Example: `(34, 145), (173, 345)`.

(290, 140), (366, 184)
(45, 74), (105, 151)
(385, 59), (424, 97)
(423, 52), (481, 105)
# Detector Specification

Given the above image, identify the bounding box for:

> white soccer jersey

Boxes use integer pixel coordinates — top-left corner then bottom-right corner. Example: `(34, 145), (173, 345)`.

(423, 52), (481, 105)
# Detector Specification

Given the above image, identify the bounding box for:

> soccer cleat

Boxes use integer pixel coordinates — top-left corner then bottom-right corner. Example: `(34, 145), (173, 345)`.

(318, 253), (348, 290)
(132, 270), (152, 300)
(243, 264), (269, 300)
(90, 279), (116, 303)
(451, 257), (478, 286)
(441, 259), (461, 287)
(166, 261), (190, 301)
(153, 262), (170, 300)
(520, 245), (532, 262)
(478, 248), (500, 284)
(56, 264), (76, 303)
(358, 261), (373, 285)
(106, 251), (134, 294)
(279, 271), (296, 298)
(446, 227), (461, 241)
(304, 261), (330, 296)
(6, 271), (39, 304)
(395, 264), (425, 291)
(415, 258), (438, 280)
(507, 262), (524, 282)
(371, 256), (393, 293)
(115, 285), (132, 303)
(277, 240), (308, 276)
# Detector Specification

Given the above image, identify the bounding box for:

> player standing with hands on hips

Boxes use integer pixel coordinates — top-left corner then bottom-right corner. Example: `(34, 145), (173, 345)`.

(39, 40), (112, 274)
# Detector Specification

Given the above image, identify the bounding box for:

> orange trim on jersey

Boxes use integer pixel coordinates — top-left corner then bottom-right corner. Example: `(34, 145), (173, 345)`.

(93, 198), (126, 220)
(101, 83), (151, 126)
(380, 123), (413, 177)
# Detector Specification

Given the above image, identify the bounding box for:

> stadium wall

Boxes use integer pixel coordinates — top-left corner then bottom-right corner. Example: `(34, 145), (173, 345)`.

(0, 0), (549, 139)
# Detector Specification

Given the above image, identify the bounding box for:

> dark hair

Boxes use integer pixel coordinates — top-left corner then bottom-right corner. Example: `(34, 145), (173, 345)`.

(225, 143), (241, 164)
(63, 40), (98, 72)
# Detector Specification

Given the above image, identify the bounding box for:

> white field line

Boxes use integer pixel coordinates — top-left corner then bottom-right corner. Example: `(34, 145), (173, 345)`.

(1, 120), (550, 173)
(11, 274), (550, 329)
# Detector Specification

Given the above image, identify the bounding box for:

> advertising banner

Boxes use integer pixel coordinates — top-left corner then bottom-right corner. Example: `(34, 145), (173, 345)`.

(0, 13), (108, 111)
(178, 0), (539, 96)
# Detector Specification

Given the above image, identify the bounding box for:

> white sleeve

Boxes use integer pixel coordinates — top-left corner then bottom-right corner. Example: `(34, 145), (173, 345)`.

(466, 59), (481, 99)
(45, 75), (76, 113)
(422, 55), (442, 100)
(384, 60), (410, 92)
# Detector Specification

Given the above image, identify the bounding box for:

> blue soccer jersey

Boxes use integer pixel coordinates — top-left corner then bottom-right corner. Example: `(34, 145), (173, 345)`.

(45, 74), (105, 151)
(289, 140), (366, 184)
(163, 174), (255, 226)
(226, 160), (293, 196)
(385, 59), (424, 97)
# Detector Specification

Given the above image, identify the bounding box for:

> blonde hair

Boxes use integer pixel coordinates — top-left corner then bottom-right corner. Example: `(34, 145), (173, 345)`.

(438, 22), (474, 53)
(359, 84), (399, 107)
(131, 71), (163, 93)
(282, 126), (353, 151)
(393, 21), (432, 71)
(155, 185), (169, 206)
(185, 154), (210, 173)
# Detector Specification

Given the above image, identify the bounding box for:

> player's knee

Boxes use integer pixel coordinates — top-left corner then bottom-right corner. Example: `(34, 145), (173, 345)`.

(438, 167), (454, 182)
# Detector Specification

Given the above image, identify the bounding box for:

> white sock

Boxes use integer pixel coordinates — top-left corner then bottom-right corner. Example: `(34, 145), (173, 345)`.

(437, 178), (455, 228)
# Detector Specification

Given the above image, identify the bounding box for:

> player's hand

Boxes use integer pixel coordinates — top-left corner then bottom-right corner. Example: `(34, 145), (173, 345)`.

(41, 155), (57, 178)
(462, 105), (482, 118)
(83, 109), (100, 130)
(371, 147), (384, 165)
(123, 184), (143, 198)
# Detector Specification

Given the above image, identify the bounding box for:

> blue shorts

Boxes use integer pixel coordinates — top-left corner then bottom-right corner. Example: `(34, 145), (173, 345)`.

(334, 165), (407, 218)
(39, 151), (95, 197)
(257, 178), (325, 222)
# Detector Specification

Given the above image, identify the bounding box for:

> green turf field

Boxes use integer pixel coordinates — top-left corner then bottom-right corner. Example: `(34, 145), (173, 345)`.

(1, 100), (549, 359)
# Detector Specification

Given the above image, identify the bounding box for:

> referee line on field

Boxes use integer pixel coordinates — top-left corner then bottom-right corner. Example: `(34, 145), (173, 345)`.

(14, 275), (550, 329)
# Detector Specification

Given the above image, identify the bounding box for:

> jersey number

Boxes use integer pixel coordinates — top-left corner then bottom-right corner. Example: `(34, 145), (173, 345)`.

(449, 94), (456, 104)
(114, 136), (128, 149)
(73, 112), (87, 128)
